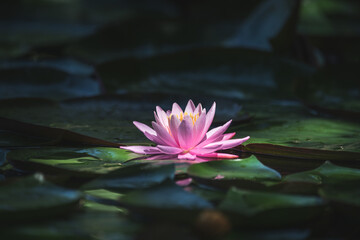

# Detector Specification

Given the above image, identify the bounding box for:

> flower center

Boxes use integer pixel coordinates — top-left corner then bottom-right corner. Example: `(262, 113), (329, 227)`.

(169, 112), (199, 125)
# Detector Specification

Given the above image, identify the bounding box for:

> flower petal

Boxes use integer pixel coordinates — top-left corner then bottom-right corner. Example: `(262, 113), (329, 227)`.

(222, 132), (236, 141)
(197, 153), (239, 159)
(171, 102), (183, 116)
(143, 131), (167, 145)
(194, 103), (203, 115)
(192, 109), (207, 145)
(157, 145), (183, 154)
(197, 102), (216, 143)
(177, 115), (194, 149)
(184, 99), (196, 114)
(178, 152), (197, 160)
(190, 143), (223, 155)
(121, 146), (161, 155)
(156, 106), (169, 128)
(205, 136), (250, 150)
(133, 121), (156, 135)
(169, 114), (181, 144)
(152, 121), (178, 147)
(196, 120), (232, 148)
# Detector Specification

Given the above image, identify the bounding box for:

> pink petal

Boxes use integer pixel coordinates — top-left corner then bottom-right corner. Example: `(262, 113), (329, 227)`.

(157, 145), (183, 154)
(197, 153), (239, 159)
(169, 115), (181, 144)
(205, 136), (250, 150)
(184, 99), (196, 113)
(152, 121), (178, 147)
(171, 102), (183, 116)
(176, 178), (192, 187)
(222, 132), (236, 141)
(120, 146), (161, 155)
(197, 102), (216, 143)
(133, 121), (156, 135)
(190, 143), (223, 155)
(194, 103), (203, 115)
(192, 109), (207, 145)
(196, 120), (232, 148)
(178, 152), (196, 160)
(156, 106), (169, 127)
(143, 131), (167, 145)
(177, 115), (194, 149)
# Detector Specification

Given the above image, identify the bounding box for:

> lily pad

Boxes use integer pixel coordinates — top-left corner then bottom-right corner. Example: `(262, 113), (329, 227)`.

(0, 64), (100, 100)
(284, 161), (360, 185)
(84, 189), (124, 212)
(82, 163), (175, 190)
(7, 147), (138, 177)
(319, 186), (360, 218)
(187, 156), (281, 189)
(2, 211), (139, 240)
(0, 94), (248, 144)
(235, 101), (360, 153)
(118, 182), (213, 222)
(219, 187), (325, 227)
(0, 174), (82, 222)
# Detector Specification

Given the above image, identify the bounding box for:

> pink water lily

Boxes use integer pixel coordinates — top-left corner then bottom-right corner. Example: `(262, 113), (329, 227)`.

(121, 100), (250, 160)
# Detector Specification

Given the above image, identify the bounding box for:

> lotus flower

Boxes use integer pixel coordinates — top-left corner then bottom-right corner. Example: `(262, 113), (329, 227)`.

(121, 100), (250, 160)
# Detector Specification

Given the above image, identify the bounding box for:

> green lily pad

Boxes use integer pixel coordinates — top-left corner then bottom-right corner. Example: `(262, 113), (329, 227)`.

(284, 161), (360, 185)
(187, 156), (281, 189)
(7, 147), (138, 177)
(2, 211), (140, 240)
(84, 189), (124, 212)
(219, 187), (325, 227)
(228, 229), (311, 240)
(118, 182), (213, 222)
(82, 163), (175, 190)
(319, 186), (360, 218)
(235, 101), (360, 153)
(0, 94), (247, 144)
(0, 174), (82, 222)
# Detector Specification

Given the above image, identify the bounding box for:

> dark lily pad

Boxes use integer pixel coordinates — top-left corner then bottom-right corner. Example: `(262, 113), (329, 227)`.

(0, 174), (82, 222)
(1, 211), (139, 240)
(118, 182), (213, 222)
(242, 143), (360, 174)
(82, 163), (175, 190)
(7, 147), (138, 177)
(284, 161), (360, 185)
(0, 64), (100, 100)
(319, 186), (360, 218)
(187, 156), (281, 189)
(97, 48), (312, 100)
(84, 189), (124, 212)
(0, 94), (248, 144)
(234, 101), (360, 153)
(228, 229), (311, 240)
(219, 187), (325, 227)
(0, 116), (120, 148)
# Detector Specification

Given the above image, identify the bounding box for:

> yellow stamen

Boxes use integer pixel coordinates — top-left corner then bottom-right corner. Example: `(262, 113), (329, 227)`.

(168, 112), (199, 125)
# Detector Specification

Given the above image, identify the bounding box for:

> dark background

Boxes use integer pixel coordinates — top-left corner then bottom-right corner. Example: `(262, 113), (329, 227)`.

(1, 0), (360, 239)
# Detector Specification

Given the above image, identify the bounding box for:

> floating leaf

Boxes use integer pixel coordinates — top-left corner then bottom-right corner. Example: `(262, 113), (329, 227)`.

(2, 211), (139, 240)
(0, 64), (100, 100)
(284, 161), (360, 185)
(243, 143), (360, 173)
(0, 174), (82, 222)
(118, 182), (213, 222)
(0, 117), (119, 148)
(7, 147), (137, 177)
(187, 156), (281, 189)
(84, 189), (124, 212)
(319, 186), (360, 218)
(219, 187), (325, 227)
(82, 163), (175, 190)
